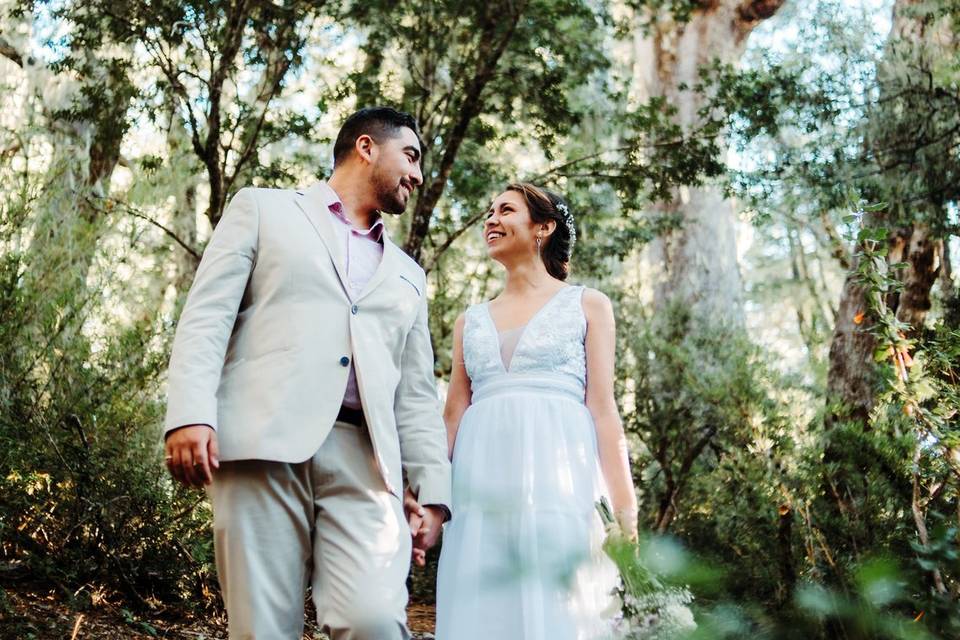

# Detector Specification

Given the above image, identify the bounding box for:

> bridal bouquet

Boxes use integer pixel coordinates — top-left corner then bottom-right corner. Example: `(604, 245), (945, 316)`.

(596, 498), (696, 640)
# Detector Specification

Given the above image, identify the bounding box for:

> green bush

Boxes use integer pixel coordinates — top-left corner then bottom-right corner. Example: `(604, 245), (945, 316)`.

(0, 186), (216, 612)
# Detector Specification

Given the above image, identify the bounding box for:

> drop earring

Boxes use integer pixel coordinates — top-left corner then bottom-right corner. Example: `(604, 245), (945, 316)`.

(536, 234), (542, 257)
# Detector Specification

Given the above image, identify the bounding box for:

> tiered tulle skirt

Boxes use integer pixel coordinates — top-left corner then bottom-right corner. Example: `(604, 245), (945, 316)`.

(435, 373), (618, 640)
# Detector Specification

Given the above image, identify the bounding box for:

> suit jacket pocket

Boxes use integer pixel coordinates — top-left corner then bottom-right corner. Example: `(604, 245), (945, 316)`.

(398, 274), (421, 297)
(222, 345), (294, 372)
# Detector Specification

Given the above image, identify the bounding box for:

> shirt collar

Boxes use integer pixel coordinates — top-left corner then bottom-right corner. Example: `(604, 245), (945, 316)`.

(311, 180), (386, 242)
(327, 200), (384, 242)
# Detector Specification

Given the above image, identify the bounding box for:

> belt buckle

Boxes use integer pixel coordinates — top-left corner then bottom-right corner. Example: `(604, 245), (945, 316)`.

(337, 405), (363, 427)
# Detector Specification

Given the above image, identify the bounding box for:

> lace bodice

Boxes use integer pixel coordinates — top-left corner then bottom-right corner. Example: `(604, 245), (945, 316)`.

(463, 285), (587, 394)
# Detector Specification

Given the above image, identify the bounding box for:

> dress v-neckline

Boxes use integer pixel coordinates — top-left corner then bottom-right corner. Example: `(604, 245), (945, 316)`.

(484, 285), (571, 373)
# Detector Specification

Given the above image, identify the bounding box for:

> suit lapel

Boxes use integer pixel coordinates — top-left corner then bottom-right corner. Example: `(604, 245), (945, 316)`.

(355, 235), (402, 303)
(294, 183), (350, 295)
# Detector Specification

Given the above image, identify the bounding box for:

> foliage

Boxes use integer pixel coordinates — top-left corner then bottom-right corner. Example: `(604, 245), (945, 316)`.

(708, 0), (960, 630)
(616, 300), (806, 607)
(622, 0), (703, 26)
(38, 0), (337, 224)
(340, 0), (616, 261)
(597, 497), (697, 639)
(0, 0), (958, 636)
(0, 149), (215, 611)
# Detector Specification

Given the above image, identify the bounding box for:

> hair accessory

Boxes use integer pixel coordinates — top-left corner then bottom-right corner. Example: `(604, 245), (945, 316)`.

(555, 202), (577, 253)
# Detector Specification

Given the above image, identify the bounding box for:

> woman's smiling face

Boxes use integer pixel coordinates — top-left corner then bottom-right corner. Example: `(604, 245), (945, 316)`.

(483, 190), (540, 263)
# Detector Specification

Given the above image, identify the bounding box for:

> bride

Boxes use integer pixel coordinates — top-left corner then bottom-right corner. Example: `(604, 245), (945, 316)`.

(431, 182), (638, 639)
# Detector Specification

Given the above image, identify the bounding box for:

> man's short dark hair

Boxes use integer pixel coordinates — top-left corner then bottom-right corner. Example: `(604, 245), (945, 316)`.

(332, 107), (421, 167)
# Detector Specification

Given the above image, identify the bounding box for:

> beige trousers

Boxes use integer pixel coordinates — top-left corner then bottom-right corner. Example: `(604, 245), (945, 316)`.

(208, 421), (412, 640)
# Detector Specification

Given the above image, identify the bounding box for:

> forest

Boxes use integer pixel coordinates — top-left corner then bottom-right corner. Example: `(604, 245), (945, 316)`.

(1, 0), (958, 638)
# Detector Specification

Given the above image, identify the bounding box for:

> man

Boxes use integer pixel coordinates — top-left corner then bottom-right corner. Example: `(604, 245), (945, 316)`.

(164, 107), (451, 639)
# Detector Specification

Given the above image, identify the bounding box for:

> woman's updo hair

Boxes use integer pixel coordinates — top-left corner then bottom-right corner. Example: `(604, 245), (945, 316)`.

(506, 182), (576, 281)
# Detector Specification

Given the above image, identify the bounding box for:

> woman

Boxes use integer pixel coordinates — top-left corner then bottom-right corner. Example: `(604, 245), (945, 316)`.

(434, 183), (638, 640)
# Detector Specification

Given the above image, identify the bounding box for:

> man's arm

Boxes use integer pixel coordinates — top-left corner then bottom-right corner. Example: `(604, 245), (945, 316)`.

(443, 313), (471, 459)
(394, 289), (452, 515)
(164, 188), (259, 485)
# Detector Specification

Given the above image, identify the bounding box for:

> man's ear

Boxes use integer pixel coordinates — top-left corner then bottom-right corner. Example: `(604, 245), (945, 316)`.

(355, 134), (377, 164)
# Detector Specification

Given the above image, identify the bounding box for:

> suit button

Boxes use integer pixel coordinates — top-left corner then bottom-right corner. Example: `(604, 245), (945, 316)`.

(339, 356), (350, 367)
(351, 304), (359, 315)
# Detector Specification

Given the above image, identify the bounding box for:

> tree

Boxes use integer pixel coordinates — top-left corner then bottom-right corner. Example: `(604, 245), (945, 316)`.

(342, 0), (612, 267)
(628, 0), (786, 323)
(826, 0), (958, 426)
(812, 3), (960, 594)
(77, 0), (336, 227)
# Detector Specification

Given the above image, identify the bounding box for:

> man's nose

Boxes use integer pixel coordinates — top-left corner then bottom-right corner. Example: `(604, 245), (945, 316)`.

(410, 165), (423, 187)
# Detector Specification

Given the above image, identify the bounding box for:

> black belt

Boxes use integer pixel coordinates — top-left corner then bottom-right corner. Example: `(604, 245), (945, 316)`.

(336, 405), (364, 427)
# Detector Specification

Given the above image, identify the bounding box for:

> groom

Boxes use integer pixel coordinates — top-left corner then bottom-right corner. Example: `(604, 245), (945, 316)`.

(163, 107), (451, 639)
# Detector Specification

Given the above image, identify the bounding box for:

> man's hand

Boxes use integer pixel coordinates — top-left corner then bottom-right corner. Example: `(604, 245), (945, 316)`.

(403, 486), (425, 537)
(165, 424), (219, 487)
(411, 506), (444, 567)
(403, 489), (445, 567)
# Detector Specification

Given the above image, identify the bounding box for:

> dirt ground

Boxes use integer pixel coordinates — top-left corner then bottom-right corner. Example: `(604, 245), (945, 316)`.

(1, 588), (437, 639)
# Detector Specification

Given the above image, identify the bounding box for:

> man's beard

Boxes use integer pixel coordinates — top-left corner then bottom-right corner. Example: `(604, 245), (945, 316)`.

(372, 166), (408, 215)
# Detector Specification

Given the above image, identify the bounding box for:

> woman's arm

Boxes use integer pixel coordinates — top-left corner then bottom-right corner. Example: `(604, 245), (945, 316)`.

(583, 288), (639, 538)
(443, 313), (472, 459)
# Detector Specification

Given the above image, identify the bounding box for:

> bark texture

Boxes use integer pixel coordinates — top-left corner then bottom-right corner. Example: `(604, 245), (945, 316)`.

(632, 0), (785, 323)
(825, 257), (878, 424)
(825, 0), (949, 422)
(820, 1), (953, 582)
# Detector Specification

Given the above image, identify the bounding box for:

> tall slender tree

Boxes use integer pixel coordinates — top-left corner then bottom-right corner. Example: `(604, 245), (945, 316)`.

(629, 0), (786, 323)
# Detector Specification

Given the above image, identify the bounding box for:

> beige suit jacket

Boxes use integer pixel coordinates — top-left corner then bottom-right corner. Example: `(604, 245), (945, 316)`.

(164, 182), (451, 508)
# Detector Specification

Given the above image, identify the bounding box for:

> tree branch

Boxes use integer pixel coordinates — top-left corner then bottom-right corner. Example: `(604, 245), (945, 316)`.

(737, 0), (786, 23)
(526, 147), (632, 183)
(0, 37), (23, 67)
(403, 1), (529, 261)
(423, 208), (489, 273)
(115, 202), (202, 261)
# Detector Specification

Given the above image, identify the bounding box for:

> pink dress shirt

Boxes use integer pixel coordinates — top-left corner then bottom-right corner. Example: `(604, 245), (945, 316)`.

(324, 188), (385, 410)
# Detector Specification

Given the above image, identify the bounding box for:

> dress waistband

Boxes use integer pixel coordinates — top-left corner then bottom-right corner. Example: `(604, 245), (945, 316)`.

(471, 373), (585, 403)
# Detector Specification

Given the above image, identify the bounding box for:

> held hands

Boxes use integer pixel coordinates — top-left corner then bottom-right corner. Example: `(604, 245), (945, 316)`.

(165, 424), (219, 487)
(403, 487), (444, 567)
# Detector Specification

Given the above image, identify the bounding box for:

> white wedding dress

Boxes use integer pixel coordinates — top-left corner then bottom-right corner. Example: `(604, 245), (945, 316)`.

(435, 285), (618, 640)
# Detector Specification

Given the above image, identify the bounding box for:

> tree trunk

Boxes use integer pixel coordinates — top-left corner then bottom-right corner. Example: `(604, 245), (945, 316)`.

(891, 225), (941, 331)
(165, 106), (202, 298)
(820, 0), (952, 575)
(631, 0), (785, 323)
(402, 2), (525, 263)
(777, 501), (797, 604)
(825, 0), (949, 423)
(825, 251), (878, 425)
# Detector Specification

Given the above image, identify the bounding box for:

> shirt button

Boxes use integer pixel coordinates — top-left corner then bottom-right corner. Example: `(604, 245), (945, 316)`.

(339, 356), (350, 367)
(351, 304), (359, 315)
